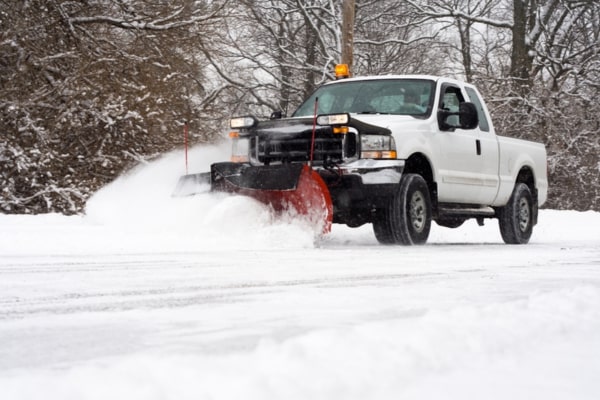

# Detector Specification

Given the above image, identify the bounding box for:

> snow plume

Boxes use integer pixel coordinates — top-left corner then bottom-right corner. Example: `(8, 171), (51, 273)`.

(84, 144), (318, 250)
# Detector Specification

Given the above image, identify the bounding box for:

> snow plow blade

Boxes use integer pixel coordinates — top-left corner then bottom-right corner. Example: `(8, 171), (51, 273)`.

(211, 162), (333, 233)
(172, 172), (212, 197)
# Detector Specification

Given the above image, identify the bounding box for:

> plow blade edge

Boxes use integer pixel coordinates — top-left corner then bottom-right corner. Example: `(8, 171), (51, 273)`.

(172, 172), (212, 197)
(211, 162), (333, 233)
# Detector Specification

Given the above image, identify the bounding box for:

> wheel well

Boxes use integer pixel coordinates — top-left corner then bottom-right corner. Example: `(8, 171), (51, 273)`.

(405, 153), (437, 210)
(405, 153), (433, 182)
(516, 167), (535, 192)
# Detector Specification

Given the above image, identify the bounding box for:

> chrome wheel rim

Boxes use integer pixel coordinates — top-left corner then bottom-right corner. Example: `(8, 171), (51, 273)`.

(410, 191), (426, 233)
(518, 197), (530, 232)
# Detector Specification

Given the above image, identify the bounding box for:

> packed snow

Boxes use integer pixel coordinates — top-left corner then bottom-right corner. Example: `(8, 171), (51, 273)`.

(1, 146), (599, 400)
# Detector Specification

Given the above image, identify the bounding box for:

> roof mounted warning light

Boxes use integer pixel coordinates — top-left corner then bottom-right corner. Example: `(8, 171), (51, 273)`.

(335, 64), (350, 79)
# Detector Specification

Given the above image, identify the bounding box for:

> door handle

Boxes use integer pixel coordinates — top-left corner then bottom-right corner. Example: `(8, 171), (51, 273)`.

(476, 139), (481, 155)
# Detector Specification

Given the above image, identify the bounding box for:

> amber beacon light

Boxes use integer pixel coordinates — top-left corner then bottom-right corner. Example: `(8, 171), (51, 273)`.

(335, 64), (350, 79)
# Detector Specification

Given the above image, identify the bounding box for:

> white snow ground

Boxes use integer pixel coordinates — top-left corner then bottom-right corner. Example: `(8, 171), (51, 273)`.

(1, 146), (599, 400)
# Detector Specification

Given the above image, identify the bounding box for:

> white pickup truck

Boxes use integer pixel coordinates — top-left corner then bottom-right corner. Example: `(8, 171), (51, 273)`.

(195, 72), (548, 245)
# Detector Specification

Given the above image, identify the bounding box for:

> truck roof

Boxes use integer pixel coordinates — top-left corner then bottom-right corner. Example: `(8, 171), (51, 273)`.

(323, 74), (469, 87)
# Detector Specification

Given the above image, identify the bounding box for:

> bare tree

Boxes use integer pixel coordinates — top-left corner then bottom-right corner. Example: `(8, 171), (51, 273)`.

(204, 0), (445, 119)
(350, 0), (443, 75)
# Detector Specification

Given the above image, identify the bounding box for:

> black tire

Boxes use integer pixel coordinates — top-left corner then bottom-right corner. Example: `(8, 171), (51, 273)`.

(498, 183), (534, 244)
(372, 174), (432, 245)
(373, 208), (396, 244)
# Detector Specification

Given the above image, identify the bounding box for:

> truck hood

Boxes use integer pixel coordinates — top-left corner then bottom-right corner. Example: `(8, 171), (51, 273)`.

(347, 113), (431, 133)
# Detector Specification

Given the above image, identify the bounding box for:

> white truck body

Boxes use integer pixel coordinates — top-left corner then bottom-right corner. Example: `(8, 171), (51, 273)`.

(317, 75), (548, 209)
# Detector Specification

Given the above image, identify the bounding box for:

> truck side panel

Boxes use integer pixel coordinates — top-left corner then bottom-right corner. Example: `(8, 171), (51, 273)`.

(493, 136), (548, 207)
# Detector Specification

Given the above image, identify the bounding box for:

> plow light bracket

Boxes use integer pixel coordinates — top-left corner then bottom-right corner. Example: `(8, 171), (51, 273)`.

(230, 116), (257, 129)
(317, 113), (350, 134)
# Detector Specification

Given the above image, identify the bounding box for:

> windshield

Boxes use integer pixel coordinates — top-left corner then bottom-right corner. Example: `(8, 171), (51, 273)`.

(293, 79), (435, 118)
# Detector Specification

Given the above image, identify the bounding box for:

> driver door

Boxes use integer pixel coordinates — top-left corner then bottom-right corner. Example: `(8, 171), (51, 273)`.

(435, 84), (498, 205)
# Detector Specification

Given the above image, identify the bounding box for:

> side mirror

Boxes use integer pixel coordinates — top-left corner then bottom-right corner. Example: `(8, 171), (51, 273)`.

(437, 101), (479, 131)
(459, 102), (478, 130)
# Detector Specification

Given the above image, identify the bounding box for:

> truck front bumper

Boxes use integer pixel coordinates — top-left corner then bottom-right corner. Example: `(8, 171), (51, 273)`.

(317, 159), (405, 226)
(334, 159), (405, 185)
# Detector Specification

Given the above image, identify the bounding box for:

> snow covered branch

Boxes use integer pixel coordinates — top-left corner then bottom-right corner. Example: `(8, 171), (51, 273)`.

(68, 1), (230, 31)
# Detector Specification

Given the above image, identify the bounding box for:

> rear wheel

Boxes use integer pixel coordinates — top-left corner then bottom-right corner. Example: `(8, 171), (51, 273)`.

(498, 183), (534, 244)
(373, 174), (432, 245)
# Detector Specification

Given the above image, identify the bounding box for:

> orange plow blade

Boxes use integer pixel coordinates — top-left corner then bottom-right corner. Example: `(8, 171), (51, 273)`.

(211, 163), (333, 233)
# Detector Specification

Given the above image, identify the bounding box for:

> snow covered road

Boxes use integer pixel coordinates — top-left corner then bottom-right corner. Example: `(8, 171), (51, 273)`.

(1, 149), (599, 399)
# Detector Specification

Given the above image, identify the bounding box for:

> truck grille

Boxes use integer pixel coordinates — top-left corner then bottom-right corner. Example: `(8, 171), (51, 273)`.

(251, 134), (344, 165)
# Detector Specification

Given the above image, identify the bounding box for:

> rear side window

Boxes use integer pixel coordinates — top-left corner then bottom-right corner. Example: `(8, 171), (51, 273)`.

(465, 87), (490, 132)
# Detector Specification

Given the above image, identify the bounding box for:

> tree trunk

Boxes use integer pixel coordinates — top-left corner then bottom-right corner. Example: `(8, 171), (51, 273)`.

(340, 0), (355, 71)
(457, 17), (473, 82)
(510, 0), (533, 89)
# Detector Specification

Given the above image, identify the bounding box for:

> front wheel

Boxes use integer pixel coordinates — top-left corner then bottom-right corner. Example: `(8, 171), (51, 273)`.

(373, 174), (432, 245)
(498, 183), (534, 244)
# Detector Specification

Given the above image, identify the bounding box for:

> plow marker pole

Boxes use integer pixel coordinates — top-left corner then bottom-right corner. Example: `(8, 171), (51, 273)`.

(309, 97), (319, 167)
(184, 121), (189, 174)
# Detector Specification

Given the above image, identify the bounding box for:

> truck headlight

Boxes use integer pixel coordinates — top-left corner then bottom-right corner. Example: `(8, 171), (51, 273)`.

(361, 135), (397, 159)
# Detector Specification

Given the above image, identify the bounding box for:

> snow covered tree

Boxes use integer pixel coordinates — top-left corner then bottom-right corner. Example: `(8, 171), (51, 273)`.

(0, 0), (229, 214)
